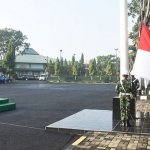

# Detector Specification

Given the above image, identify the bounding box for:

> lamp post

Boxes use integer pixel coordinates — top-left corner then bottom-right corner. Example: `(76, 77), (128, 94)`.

(45, 56), (48, 70)
(115, 48), (118, 59)
(44, 56), (48, 80)
(60, 50), (62, 65)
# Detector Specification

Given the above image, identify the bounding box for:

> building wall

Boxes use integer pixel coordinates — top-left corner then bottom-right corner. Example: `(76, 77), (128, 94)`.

(16, 63), (45, 69)
(15, 63), (46, 76)
(16, 63), (29, 68)
(31, 64), (44, 68)
(16, 70), (44, 76)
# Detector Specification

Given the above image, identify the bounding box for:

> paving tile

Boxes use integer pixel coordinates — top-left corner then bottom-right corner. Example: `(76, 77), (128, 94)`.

(85, 146), (91, 149)
(116, 147), (122, 150)
(96, 147), (105, 149)
(89, 146), (97, 150)
(108, 143), (119, 147)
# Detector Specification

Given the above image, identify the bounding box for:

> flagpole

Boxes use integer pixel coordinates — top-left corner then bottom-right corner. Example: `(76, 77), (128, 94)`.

(120, 0), (128, 80)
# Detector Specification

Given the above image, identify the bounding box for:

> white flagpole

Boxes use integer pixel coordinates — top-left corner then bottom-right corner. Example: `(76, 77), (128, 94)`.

(120, 0), (129, 80)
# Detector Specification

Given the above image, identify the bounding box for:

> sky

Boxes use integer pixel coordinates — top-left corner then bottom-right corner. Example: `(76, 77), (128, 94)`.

(0, 0), (133, 62)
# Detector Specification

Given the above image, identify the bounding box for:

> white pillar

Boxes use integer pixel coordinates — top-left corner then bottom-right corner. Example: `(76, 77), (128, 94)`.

(120, 0), (128, 80)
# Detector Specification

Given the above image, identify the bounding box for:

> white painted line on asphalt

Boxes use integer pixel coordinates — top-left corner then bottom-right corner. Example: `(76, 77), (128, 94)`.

(0, 122), (45, 130)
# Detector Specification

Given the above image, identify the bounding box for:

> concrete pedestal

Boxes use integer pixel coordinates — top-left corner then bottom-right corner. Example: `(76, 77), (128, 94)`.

(137, 95), (150, 100)
(113, 96), (135, 120)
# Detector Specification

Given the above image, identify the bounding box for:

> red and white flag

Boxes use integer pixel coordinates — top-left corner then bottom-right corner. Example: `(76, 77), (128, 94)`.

(132, 24), (150, 80)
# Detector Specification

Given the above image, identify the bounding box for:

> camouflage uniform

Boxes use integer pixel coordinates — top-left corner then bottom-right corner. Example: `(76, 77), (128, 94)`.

(130, 77), (140, 97)
(115, 78), (134, 121)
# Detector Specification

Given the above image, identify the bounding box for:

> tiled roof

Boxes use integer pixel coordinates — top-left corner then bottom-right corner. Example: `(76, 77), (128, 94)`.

(16, 54), (55, 63)
(22, 48), (39, 55)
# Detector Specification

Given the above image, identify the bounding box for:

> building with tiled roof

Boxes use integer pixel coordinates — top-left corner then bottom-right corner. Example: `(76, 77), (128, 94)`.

(15, 48), (55, 76)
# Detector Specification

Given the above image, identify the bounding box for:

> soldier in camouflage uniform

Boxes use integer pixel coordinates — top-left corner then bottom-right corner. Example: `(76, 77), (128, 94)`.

(130, 73), (140, 98)
(115, 70), (134, 127)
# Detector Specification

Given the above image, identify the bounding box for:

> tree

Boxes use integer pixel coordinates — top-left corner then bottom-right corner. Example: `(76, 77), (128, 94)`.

(96, 56), (101, 72)
(128, 23), (139, 68)
(79, 53), (85, 76)
(88, 59), (96, 81)
(115, 57), (120, 80)
(79, 53), (84, 66)
(63, 59), (68, 76)
(116, 71), (120, 80)
(72, 62), (78, 81)
(106, 60), (113, 81)
(47, 59), (54, 76)
(96, 55), (115, 75)
(3, 39), (15, 76)
(128, 0), (150, 26)
(0, 28), (30, 55)
(54, 57), (60, 81)
(72, 55), (75, 66)
(128, 0), (141, 18)
(93, 58), (97, 74)
(97, 70), (103, 81)
(64, 59), (68, 66)
(67, 61), (72, 76)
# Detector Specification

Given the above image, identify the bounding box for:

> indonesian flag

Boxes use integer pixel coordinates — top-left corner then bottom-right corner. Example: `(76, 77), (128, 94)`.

(132, 24), (150, 80)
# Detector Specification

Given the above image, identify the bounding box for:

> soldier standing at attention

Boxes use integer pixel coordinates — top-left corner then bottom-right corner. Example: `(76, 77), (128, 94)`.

(130, 73), (140, 99)
(115, 70), (134, 127)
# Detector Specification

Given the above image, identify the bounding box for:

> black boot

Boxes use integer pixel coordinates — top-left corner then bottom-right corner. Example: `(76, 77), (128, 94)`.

(127, 120), (131, 127)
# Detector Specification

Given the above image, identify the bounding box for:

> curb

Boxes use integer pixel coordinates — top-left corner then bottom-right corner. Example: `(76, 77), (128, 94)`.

(48, 81), (117, 84)
(64, 132), (93, 150)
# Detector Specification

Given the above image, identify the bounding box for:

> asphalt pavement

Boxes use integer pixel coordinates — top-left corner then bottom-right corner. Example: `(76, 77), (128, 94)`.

(0, 80), (117, 150)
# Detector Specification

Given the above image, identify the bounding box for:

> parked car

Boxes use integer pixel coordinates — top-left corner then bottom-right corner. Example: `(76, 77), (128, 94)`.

(0, 75), (13, 83)
(22, 75), (29, 80)
(0, 76), (4, 83)
(29, 75), (36, 80)
(25, 75), (37, 80)
(17, 75), (39, 80)
(34, 75), (39, 80)
(39, 74), (47, 81)
(17, 75), (26, 80)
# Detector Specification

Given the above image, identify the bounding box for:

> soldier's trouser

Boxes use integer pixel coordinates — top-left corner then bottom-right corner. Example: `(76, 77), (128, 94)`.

(120, 95), (131, 120)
